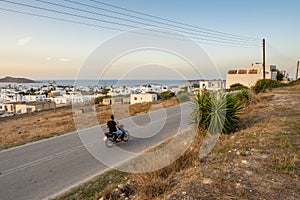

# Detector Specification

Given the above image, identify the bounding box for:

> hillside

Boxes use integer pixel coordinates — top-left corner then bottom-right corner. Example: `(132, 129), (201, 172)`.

(0, 76), (37, 83)
(134, 84), (300, 199)
(55, 83), (300, 200)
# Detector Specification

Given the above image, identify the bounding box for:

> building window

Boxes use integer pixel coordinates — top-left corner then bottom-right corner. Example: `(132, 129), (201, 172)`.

(248, 69), (258, 74)
(238, 70), (247, 74)
(228, 70), (237, 74)
(134, 97), (137, 100)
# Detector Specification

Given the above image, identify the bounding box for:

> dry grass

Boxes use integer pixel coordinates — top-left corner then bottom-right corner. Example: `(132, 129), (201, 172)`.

(0, 98), (179, 150)
(130, 84), (300, 199)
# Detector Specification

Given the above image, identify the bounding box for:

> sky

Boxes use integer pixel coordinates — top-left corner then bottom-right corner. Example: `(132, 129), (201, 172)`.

(0, 0), (299, 80)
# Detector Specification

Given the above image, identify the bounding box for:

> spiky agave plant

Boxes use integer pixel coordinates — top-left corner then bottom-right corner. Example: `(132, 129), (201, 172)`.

(191, 89), (211, 134)
(191, 90), (242, 134)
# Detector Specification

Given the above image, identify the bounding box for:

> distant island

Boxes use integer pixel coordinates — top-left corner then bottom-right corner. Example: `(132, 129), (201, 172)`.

(0, 76), (37, 83)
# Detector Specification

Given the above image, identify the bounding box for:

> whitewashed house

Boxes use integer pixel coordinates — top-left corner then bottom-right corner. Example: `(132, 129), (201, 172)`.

(226, 65), (277, 88)
(23, 95), (46, 102)
(46, 96), (72, 104)
(140, 84), (163, 93)
(130, 93), (158, 104)
(199, 80), (226, 91)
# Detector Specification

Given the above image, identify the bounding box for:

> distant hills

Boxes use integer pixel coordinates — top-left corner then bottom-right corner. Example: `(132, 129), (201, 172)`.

(0, 76), (37, 83)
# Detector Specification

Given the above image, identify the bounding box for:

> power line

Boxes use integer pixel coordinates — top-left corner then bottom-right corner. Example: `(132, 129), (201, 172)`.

(86, 0), (261, 42)
(34, 0), (261, 45)
(62, 0), (260, 44)
(0, 7), (126, 32)
(0, 1), (261, 47)
(0, 7), (211, 45)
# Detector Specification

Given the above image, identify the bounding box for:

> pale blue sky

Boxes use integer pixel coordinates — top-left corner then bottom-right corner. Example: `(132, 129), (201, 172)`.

(0, 0), (299, 80)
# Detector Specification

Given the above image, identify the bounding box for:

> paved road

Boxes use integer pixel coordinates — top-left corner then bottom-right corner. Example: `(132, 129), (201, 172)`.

(0, 102), (193, 200)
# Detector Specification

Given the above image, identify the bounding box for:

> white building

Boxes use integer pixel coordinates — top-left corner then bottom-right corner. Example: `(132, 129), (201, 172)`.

(46, 97), (72, 104)
(226, 65), (277, 88)
(140, 84), (163, 93)
(0, 101), (56, 115)
(23, 95), (46, 102)
(108, 86), (140, 96)
(130, 93), (158, 104)
(199, 80), (226, 91)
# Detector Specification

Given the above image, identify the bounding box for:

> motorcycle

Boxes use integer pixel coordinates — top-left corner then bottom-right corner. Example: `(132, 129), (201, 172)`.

(103, 122), (129, 148)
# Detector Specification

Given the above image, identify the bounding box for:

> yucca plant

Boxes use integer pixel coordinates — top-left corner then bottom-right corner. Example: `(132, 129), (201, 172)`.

(191, 90), (242, 134)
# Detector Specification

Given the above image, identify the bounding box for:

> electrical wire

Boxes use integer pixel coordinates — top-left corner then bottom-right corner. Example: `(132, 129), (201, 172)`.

(0, 0), (262, 47)
(34, 0), (261, 46)
(62, 0), (260, 43)
(86, 0), (261, 42)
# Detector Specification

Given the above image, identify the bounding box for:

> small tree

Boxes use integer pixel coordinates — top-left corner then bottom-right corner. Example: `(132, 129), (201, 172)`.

(192, 83), (200, 88)
(101, 87), (110, 95)
(158, 91), (175, 100)
(276, 69), (285, 81)
(94, 96), (104, 104)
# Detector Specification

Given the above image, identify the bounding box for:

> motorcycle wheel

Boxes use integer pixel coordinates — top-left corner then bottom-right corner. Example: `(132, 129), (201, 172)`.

(105, 138), (114, 148)
(122, 131), (129, 142)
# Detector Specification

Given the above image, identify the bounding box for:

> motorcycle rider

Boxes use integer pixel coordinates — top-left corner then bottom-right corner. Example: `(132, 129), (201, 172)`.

(106, 114), (122, 141)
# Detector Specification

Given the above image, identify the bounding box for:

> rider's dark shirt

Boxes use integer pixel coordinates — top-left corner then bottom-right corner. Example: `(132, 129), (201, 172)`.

(107, 120), (117, 133)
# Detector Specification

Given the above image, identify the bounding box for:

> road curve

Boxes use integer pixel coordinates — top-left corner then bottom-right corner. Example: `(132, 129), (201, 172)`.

(0, 102), (193, 200)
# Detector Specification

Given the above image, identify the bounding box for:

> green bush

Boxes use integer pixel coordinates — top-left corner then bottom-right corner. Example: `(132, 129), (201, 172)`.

(234, 89), (250, 105)
(251, 79), (285, 93)
(158, 91), (175, 100)
(176, 91), (190, 102)
(287, 78), (300, 86)
(94, 96), (104, 104)
(191, 90), (242, 134)
(94, 95), (111, 104)
(192, 83), (200, 88)
(229, 83), (248, 91)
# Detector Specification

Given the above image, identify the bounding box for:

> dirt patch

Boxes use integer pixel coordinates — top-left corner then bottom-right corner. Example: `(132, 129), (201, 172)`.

(0, 98), (179, 150)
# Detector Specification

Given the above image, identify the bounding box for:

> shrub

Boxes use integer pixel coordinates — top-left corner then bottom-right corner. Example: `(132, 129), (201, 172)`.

(251, 79), (285, 93)
(235, 89), (250, 105)
(176, 91), (190, 102)
(158, 91), (175, 100)
(94, 95), (111, 104)
(192, 83), (200, 88)
(276, 69), (285, 81)
(287, 78), (300, 86)
(94, 96), (104, 104)
(229, 83), (248, 91)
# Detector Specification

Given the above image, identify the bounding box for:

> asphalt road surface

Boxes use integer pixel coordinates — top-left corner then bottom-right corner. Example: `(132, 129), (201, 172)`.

(0, 102), (193, 200)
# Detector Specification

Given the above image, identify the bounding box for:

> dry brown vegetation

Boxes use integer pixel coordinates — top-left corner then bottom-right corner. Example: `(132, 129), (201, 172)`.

(0, 98), (179, 150)
(129, 84), (300, 200)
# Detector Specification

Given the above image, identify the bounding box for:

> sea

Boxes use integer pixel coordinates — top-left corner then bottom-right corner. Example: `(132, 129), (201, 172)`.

(0, 79), (195, 87)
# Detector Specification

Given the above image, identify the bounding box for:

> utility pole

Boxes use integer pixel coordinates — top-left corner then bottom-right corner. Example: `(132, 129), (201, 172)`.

(296, 60), (300, 80)
(262, 38), (266, 79)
